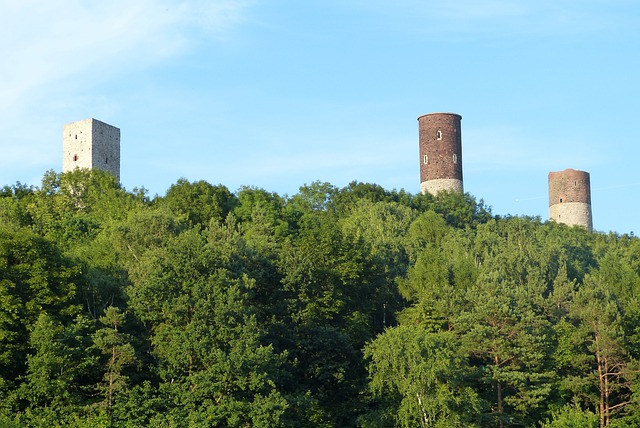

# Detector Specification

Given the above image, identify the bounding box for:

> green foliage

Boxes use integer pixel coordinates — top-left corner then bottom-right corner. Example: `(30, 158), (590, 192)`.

(16, 313), (99, 422)
(0, 227), (81, 384)
(431, 191), (492, 228)
(365, 327), (483, 427)
(3, 171), (640, 427)
(26, 170), (146, 246)
(126, 227), (290, 425)
(541, 403), (598, 427)
(161, 178), (236, 227)
(0, 182), (33, 229)
(92, 306), (137, 414)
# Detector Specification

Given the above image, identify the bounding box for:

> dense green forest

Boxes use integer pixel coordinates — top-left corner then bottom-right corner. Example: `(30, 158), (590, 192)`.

(1, 169), (639, 427)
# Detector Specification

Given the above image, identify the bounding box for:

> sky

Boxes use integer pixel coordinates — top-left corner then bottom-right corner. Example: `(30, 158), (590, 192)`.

(1, 0), (639, 234)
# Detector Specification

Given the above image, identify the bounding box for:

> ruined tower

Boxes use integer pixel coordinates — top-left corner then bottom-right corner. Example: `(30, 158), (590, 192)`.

(418, 113), (463, 195)
(548, 168), (592, 232)
(63, 118), (120, 181)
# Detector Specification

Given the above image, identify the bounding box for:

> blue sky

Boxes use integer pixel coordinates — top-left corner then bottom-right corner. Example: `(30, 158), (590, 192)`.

(1, 0), (639, 234)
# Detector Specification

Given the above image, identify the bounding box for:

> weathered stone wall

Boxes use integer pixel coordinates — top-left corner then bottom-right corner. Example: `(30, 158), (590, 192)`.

(418, 113), (463, 195)
(63, 119), (93, 174)
(63, 118), (120, 181)
(549, 202), (593, 231)
(420, 179), (463, 196)
(90, 119), (120, 180)
(548, 169), (592, 231)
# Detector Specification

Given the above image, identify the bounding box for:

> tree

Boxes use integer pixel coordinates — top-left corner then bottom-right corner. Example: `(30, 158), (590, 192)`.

(431, 191), (492, 228)
(26, 170), (146, 246)
(460, 218), (558, 426)
(0, 228), (80, 384)
(16, 314), (99, 425)
(570, 279), (638, 427)
(127, 228), (290, 426)
(0, 182), (33, 229)
(541, 403), (598, 428)
(92, 306), (137, 415)
(364, 327), (483, 427)
(161, 178), (236, 228)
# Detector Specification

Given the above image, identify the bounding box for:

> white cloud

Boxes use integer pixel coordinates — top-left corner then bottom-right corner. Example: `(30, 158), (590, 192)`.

(0, 0), (252, 116)
(0, 0), (253, 187)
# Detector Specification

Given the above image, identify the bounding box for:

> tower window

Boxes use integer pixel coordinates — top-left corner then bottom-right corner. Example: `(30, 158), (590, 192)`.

(423, 155), (428, 164)
(436, 130), (442, 140)
(73, 154), (79, 161)
(453, 154), (457, 164)
(75, 134), (77, 139)
(560, 198), (563, 203)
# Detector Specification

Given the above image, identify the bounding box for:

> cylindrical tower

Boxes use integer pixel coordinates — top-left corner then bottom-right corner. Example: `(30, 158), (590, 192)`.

(418, 113), (463, 195)
(548, 168), (592, 232)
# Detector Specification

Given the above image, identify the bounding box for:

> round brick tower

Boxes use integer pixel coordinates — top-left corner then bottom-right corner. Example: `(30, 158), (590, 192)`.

(548, 168), (592, 232)
(418, 113), (463, 195)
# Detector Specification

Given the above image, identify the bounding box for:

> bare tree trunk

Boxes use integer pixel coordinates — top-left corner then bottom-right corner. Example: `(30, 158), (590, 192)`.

(594, 324), (606, 428)
(604, 356), (610, 426)
(494, 355), (504, 428)
(416, 392), (429, 427)
(108, 344), (116, 415)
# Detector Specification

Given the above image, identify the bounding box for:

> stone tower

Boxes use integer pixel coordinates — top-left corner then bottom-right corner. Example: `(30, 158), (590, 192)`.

(548, 168), (592, 232)
(63, 118), (120, 181)
(418, 113), (463, 195)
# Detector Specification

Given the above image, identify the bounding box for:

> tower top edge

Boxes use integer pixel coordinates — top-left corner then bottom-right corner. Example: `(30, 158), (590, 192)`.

(417, 112), (462, 121)
(63, 118), (119, 129)
(548, 168), (590, 178)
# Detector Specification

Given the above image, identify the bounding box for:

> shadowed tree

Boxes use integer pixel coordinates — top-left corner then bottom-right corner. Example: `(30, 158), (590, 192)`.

(92, 306), (137, 416)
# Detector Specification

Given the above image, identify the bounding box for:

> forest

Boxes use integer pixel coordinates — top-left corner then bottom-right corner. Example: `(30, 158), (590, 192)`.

(0, 169), (639, 427)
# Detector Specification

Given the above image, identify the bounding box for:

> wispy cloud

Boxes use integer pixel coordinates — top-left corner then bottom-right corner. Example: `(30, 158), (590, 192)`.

(0, 0), (252, 116)
(0, 0), (252, 185)
(348, 0), (632, 37)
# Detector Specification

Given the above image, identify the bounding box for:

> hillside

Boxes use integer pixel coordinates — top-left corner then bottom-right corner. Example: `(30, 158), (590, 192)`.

(0, 169), (638, 427)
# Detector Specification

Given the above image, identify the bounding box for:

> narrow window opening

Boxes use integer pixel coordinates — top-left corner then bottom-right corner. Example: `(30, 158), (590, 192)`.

(436, 130), (442, 140)
(75, 134), (77, 140)
(73, 154), (79, 162)
(559, 198), (563, 203)
(423, 155), (428, 164)
(453, 154), (458, 164)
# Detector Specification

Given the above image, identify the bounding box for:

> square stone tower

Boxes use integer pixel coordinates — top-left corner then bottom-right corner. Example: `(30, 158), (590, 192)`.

(63, 118), (120, 181)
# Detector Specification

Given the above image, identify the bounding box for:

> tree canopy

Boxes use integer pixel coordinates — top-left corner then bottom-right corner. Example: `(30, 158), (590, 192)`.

(1, 171), (638, 427)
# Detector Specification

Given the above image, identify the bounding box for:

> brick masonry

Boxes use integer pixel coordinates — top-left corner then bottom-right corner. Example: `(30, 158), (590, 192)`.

(63, 118), (120, 181)
(548, 169), (592, 231)
(418, 113), (463, 195)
